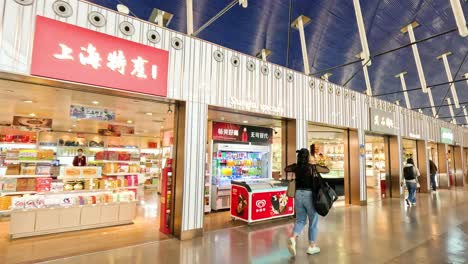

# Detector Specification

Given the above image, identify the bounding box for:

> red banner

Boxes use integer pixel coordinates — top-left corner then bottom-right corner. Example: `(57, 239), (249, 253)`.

(212, 122), (273, 144)
(251, 190), (294, 221)
(230, 184), (249, 221)
(31, 16), (168, 97)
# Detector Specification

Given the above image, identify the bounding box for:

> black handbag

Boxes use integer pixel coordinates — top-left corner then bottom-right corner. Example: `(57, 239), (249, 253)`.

(311, 165), (338, 217)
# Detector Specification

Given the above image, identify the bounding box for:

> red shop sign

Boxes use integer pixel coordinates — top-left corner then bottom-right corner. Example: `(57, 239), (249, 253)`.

(212, 122), (273, 144)
(31, 16), (169, 97)
(251, 190), (294, 221)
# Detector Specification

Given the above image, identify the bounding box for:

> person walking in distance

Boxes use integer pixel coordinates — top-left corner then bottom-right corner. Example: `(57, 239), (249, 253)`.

(403, 158), (420, 207)
(429, 159), (438, 192)
(284, 148), (320, 256)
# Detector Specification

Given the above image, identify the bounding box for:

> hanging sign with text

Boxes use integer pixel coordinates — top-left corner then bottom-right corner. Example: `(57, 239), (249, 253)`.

(212, 122), (273, 144)
(31, 16), (169, 97)
(369, 108), (397, 135)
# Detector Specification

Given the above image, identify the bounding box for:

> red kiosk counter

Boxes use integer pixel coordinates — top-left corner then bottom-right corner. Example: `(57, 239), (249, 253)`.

(231, 180), (294, 224)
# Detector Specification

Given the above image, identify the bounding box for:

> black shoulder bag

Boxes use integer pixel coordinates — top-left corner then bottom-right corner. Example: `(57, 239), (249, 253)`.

(311, 165), (338, 217)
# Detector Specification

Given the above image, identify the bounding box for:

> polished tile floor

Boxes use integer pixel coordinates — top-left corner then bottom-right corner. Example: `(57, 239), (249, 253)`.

(36, 188), (468, 264)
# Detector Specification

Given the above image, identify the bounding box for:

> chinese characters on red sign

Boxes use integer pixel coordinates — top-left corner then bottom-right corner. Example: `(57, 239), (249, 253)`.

(31, 16), (168, 97)
(212, 122), (273, 144)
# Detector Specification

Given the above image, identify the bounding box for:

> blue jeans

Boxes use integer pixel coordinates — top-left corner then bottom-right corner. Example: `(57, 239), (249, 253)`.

(430, 173), (437, 191)
(293, 190), (318, 243)
(406, 182), (417, 204)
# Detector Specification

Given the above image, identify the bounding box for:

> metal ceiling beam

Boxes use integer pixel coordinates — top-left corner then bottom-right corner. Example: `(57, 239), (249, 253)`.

(447, 97), (457, 124)
(374, 77), (468, 97)
(437, 52), (460, 108)
(186, 0), (194, 35)
(291, 15), (312, 75)
(352, 0), (371, 65)
(395, 72), (411, 109)
(192, 0), (238, 37)
(449, 0), (468, 37)
(401, 22), (428, 93)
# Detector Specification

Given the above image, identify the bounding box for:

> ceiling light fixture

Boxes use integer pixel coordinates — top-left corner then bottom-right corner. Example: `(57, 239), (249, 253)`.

(127, 120), (133, 124)
(116, 4), (130, 15)
(92, 101), (99, 105)
(239, 0), (248, 8)
(167, 105), (173, 114)
(29, 113), (36, 117)
(243, 120), (248, 124)
(23, 100), (33, 103)
(146, 112), (153, 116)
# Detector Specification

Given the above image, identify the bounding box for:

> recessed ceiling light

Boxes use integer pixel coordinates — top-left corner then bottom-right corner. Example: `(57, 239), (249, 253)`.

(146, 112), (153, 116)
(92, 101), (99, 105)
(72, 124), (76, 127)
(76, 119), (81, 122)
(127, 120), (133, 124)
(117, 4), (130, 14)
(220, 117), (225, 121)
(6, 90), (14, 93)
(23, 100), (33, 103)
(29, 113), (36, 117)
(243, 120), (248, 124)
(68, 129), (72, 132)
(161, 126), (164, 129)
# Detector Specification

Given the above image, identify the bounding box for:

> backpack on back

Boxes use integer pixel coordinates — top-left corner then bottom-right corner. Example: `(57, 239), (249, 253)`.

(403, 166), (415, 180)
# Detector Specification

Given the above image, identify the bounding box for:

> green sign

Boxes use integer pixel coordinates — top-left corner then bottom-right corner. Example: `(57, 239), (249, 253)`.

(440, 128), (453, 144)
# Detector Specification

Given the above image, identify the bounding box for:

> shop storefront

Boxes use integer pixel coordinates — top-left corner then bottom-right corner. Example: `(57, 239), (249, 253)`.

(203, 109), (293, 230)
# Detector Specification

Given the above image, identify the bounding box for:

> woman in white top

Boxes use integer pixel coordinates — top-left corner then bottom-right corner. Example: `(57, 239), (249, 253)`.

(403, 158), (420, 207)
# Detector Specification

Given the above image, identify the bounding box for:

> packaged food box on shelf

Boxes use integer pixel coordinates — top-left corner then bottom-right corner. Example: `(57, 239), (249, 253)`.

(16, 178), (36, 192)
(37, 150), (54, 160)
(35, 177), (52, 192)
(35, 164), (52, 175)
(6, 164), (20, 175)
(20, 163), (36, 175)
(84, 179), (100, 190)
(0, 196), (11, 210)
(60, 166), (102, 179)
(2, 178), (17, 192)
(5, 150), (19, 160)
(50, 182), (64, 192)
(18, 150), (37, 160)
(64, 181), (85, 191)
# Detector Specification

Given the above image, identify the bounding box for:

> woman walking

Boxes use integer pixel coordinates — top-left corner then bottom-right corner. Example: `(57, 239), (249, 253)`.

(284, 148), (320, 256)
(403, 158), (420, 207)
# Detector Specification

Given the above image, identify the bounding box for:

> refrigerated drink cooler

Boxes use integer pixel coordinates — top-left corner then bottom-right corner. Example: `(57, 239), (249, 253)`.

(211, 143), (271, 211)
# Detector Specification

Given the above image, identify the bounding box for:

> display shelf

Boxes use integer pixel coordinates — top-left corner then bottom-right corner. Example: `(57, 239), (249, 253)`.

(4, 160), (53, 164)
(1, 191), (37, 196)
(0, 175), (52, 179)
(94, 160), (140, 164)
(102, 172), (141, 176)
(57, 176), (102, 180)
(0, 209), (12, 214)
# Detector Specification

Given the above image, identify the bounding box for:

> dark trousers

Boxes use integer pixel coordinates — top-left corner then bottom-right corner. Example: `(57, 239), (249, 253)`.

(430, 173), (437, 191)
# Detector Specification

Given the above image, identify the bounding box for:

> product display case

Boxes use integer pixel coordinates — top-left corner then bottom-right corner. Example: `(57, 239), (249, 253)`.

(211, 143), (271, 211)
(365, 143), (386, 188)
(231, 180), (294, 224)
(312, 142), (345, 196)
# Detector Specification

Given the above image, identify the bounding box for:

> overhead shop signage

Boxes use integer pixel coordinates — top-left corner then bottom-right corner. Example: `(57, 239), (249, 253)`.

(369, 108), (397, 135)
(440, 128), (453, 144)
(212, 122), (273, 144)
(31, 16), (168, 97)
(12, 116), (52, 131)
(70, 105), (115, 121)
(229, 97), (284, 116)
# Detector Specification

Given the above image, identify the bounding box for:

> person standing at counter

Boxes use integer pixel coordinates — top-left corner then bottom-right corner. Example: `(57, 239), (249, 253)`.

(72, 148), (87, 167)
(285, 148), (321, 256)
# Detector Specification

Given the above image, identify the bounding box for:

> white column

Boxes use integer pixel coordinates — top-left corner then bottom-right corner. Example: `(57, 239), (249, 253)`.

(186, 0), (194, 35)
(438, 52), (460, 108)
(404, 23), (428, 93)
(358, 128), (367, 202)
(181, 101), (208, 232)
(296, 119), (308, 150)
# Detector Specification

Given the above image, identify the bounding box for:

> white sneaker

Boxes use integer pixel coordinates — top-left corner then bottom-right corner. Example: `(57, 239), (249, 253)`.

(287, 237), (296, 256)
(411, 203), (416, 206)
(306, 246), (321, 255)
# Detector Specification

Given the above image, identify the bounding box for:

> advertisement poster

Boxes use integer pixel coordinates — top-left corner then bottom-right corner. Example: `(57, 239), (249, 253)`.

(212, 122), (273, 144)
(70, 105), (115, 121)
(251, 190), (294, 221)
(107, 124), (135, 136)
(31, 16), (168, 97)
(12, 116), (52, 130)
(231, 184), (249, 221)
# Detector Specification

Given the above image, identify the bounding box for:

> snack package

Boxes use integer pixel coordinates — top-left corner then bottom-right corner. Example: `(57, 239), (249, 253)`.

(6, 164), (20, 175)
(64, 167), (81, 178)
(36, 177), (52, 192)
(0, 196), (12, 210)
(82, 167), (98, 178)
(11, 196), (25, 209)
(3, 178), (17, 192)
(24, 196), (37, 208)
(50, 182), (64, 192)
(36, 164), (52, 175)
(5, 150), (19, 160)
(117, 164), (129, 173)
(18, 150), (37, 160)
(35, 195), (45, 208)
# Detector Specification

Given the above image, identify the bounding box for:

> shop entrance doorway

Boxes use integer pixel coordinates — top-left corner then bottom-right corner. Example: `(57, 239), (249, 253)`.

(203, 109), (288, 231)
(365, 135), (387, 202)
